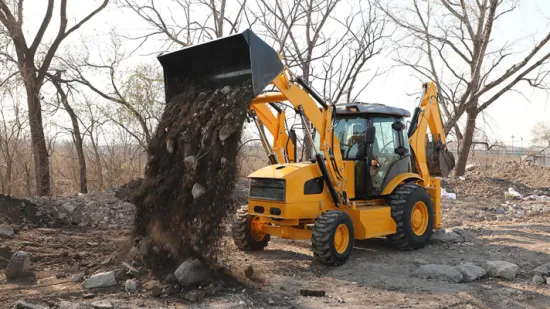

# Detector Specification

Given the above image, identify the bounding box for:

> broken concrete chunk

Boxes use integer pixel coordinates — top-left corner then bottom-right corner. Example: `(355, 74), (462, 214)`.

(71, 273), (84, 282)
(220, 85), (231, 95)
(532, 262), (550, 276)
(412, 264), (463, 283)
(61, 202), (76, 214)
(455, 262), (486, 282)
(465, 164), (476, 171)
(90, 300), (114, 309)
(174, 258), (208, 287)
(184, 156), (197, 170)
(483, 261), (518, 280)
(82, 271), (117, 289)
(431, 231), (463, 244)
(5, 251), (30, 279)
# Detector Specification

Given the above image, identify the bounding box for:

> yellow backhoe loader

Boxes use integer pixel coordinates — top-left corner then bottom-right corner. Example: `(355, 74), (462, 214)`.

(158, 29), (455, 265)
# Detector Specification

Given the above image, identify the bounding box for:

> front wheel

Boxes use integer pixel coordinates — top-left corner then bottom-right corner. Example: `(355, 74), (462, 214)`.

(232, 206), (270, 251)
(387, 183), (434, 250)
(312, 211), (354, 266)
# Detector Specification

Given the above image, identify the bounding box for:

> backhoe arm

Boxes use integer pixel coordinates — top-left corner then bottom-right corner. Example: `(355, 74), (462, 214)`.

(408, 82), (455, 182)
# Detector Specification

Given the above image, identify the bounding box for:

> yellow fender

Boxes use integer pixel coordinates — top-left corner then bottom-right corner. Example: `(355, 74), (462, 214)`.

(381, 173), (423, 195)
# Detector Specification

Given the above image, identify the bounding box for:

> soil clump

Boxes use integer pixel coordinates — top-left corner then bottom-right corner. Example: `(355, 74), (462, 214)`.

(133, 79), (254, 265)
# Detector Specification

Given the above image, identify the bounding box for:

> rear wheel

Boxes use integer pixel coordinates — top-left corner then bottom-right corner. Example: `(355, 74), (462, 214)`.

(232, 206), (270, 251)
(387, 183), (434, 250)
(312, 211), (354, 266)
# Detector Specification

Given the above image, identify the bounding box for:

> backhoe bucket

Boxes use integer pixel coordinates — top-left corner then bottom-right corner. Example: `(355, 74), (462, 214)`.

(427, 141), (456, 177)
(157, 29), (284, 102)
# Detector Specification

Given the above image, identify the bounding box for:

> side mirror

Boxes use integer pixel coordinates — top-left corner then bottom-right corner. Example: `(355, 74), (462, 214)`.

(365, 126), (376, 144)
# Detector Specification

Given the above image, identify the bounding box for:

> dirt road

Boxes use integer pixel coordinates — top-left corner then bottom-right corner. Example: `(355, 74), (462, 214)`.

(1, 194), (550, 309)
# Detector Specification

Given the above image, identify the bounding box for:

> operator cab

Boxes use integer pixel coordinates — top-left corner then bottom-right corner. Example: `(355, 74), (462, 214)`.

(332, 103), (412, 198)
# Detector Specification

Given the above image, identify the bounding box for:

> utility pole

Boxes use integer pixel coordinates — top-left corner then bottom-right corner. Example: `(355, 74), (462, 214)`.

(511, 135), (515, 155)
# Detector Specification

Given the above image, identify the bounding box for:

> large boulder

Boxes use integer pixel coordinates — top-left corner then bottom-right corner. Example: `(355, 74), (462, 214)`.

(82, 271), (117, 289)
(174, 258), (208, 287)
(5, 251), (30, 279)
(455, 262), (486, 282)
(483, 261), (518, 280)
(412, 264), (463, 283)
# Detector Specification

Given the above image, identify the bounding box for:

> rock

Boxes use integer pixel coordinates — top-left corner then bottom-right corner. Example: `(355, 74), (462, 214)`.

(82, 293), (96, 299)
(532, 275), (545, 285)
(184, 290), (206, 302)
(82, 271), (117, 289)
(165, 273), (178, 284)
(59, 301), (81, 309)
(71, 273), (84, 282)
(413, 258), (430, 265)
(268, 298), (275, 305)
(184, 156), (197, 170)
(135, 299), (145, 307)
(455, 263), (486, 282)
(122, 262), (140, 276)
(220, 85), (231, 95)
(465, 164), (476, 171)
(495, 207), (506, 214)
(532, 262), (550, 276)
(90, 300), (113, 309)
(431, 231), (463, 244)
(483, 261), (518, 280)
(191, 183), (207, 200)
(14, 300), (47, 309)
(62, 202), (76, 214)
(412, 264), (463, 283)
(137, 236), (152, 256)
(5, 251), (30, 279)
(0, 224), (14, 238)
(166, 139), (175, 153)
(125, 279), (138, 293)
(174, 258), (208, 287)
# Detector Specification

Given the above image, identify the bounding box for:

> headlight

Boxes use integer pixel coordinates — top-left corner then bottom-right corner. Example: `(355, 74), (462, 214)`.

(249, 178), (285, 201)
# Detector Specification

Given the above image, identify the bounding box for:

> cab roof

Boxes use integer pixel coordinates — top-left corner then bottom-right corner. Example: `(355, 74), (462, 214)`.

(334, 102), (411, 118)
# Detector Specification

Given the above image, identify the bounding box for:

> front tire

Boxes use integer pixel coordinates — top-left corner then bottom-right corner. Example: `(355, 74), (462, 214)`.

(387, 183), (434, 250)
(232, 206), (270, 251)
(312, 211), (354, 266)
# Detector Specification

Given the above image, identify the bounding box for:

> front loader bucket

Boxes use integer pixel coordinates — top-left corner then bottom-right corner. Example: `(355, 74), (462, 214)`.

(157, 29), (284, 102)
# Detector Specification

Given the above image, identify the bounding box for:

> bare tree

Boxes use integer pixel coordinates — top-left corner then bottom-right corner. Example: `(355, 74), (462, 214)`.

(47, 70), (88, 193)
(121, 0), (247, 49)
(379, 0), (550, 175)
(0, 0), (109, 195)
(531, 122), (550, 147)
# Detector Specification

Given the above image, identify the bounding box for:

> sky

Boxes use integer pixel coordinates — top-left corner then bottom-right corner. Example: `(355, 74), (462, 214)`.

(9, 0), (550, 146)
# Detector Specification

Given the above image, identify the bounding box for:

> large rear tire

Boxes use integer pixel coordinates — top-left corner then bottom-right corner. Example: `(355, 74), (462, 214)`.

(387, 183), (434, 250)
(232, 206), (270, 251)
(312, 211), (354, 266)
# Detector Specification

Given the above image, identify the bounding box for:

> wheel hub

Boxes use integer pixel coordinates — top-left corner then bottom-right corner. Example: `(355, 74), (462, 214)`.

(411, 202), (428, 236)
(333, 224), (350, 254)
(250, 216), (266, 241)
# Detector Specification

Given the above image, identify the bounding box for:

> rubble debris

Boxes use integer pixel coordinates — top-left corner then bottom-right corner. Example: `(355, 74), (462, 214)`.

(299, 289), (326, 297)
(59, 301), (81, 309)
(412, 264), (463, 283)
(455, 263), (486, 282)
(505, 187), (523, 200)
(133, 80), (254, 264)
(5, 251), (30, 280)
(183, 290), (206, 302)
(83, 271), (117, 289)
(441, 188), (456, 200)
(483, 261), (518, 280)
(465, 164), (476, 171)
(144, 280), (162, 297)
(14, 300), (47, 309)
(174, 258), (208, 287)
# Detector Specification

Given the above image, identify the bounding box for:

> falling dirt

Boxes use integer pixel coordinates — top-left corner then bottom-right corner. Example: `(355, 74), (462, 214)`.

(133, 80), (254, 265)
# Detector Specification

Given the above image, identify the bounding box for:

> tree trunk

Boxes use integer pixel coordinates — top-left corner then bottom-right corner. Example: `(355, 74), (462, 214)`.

(454, 106), (478, 176)
(90, 131), (103, 190)
(53, 78), (88, 193)
(26, 85), (51, 196)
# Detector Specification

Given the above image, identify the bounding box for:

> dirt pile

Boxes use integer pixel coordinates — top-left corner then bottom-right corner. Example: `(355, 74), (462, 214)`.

(0, 194), (49, 228)
(445, 162), (550, 199)
(133, 80), (254, 264)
